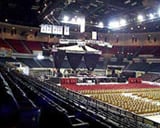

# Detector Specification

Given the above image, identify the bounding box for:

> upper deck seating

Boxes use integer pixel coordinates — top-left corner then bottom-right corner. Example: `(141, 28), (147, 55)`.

(0, 38), (11, 49)
(6, 39), (29, 53)
(25, 41), (42, 51)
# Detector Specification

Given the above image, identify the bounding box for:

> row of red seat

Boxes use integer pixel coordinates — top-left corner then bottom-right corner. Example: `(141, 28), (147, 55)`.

(61, 83), (159, 91)
(0, 39), (43, 53)
(128, 78), (142, 84)
(60, 78), (77, 85)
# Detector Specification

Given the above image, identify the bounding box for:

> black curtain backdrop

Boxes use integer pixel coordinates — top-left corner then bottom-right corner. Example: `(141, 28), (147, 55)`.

(67, 53), (83, 70)
(84, 54), (100, 71)
(53, 50), (65, 69)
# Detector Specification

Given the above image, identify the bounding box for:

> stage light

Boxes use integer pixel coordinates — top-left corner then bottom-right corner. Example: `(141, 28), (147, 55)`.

(12, 27), (15, 29)
(158, 9), (160, 16)
(108, 21), (120, 29)
(98, 22), (104, 28)
(137, 14), (144, 22)
(71, 18), (76, 23)
(120, 19), (127, 26)
(5, 18), (8, 22)
(149, 13), (155, 20)
(61, 16), (85, 32)
(63, 15), (69, 21)
(108, 18), (127, 29)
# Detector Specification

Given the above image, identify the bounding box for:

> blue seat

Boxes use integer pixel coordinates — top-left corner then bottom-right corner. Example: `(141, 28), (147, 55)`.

(0, 86), (19, 127)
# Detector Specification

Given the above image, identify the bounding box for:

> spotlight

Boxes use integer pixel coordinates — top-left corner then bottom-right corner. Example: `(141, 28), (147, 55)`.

(71, 18), (76, 23)
(158, 9), (160, 16)
(131, 27), (134, 30)
(149, 13), (155, 19)
(63, 15), (69, 21)
(137, 25), (140, 28)
(137, 15), (144, 22)
(108, 21), (119, 29)
(5, 18), (8, 22)
(98, 22), (104, 28)
(120, 19), (127, 26)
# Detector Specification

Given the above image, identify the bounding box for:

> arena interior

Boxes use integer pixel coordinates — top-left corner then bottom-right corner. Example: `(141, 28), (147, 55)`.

(1, 0), (160, 128)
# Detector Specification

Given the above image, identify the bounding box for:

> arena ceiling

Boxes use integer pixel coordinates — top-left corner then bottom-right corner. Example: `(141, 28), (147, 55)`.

(0, 0), (160, 32)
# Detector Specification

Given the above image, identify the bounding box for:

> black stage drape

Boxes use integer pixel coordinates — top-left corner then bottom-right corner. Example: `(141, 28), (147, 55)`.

(53, 50), (65, 69)
(84, 54), (99, 71)
(67, 53), (83, 70)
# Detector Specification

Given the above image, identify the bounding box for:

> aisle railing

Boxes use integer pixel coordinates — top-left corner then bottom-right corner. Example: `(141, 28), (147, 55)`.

(45, 81), (160, 128)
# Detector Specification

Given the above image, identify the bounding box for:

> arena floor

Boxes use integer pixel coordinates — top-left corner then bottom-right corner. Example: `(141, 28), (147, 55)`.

(144, 115), (160, 123)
